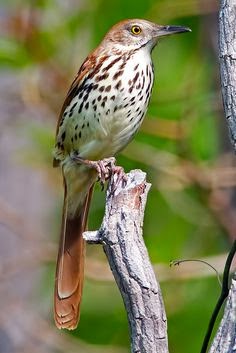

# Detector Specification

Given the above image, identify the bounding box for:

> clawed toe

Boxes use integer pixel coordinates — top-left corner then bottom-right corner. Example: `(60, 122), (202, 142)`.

(110, 166), (127, 192)
(71, 154), (126, 191)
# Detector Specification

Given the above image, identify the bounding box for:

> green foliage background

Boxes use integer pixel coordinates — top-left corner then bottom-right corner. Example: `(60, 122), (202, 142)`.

(1, 0), (234, 352)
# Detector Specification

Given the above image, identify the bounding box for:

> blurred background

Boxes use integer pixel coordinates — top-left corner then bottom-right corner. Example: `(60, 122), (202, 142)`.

(1, 0), (236, 352)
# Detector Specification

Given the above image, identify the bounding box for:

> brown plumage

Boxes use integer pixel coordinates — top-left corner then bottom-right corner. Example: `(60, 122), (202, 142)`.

(53, 18), (190, 330)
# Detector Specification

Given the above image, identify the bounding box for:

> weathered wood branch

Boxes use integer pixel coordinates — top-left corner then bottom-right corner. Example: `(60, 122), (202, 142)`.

(209, 2), (236, 353)
(209, 275), (236, 353)
(84, 169), (168, 353)
(219, 0), (236, 150)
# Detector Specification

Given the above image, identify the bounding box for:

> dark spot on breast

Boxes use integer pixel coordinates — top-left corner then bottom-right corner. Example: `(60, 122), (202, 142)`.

(111, 95), (115, 101)
(93, 104), (97, 111)
(142, 76), (145, 89)
(71, 137), (74, 142)
(78, 131), (82, 138)
(75, 134), (78, 140)
(95, 72), (109, 82)
(63, 111), (67, 117)
(146, 82), (152, 95)
(87, 122), (89, 127)
(146, 65), (149, 76)
(102, 56), (122, 71)
(92, 84), (98, 90)
(99, 86), (105, 92)
(88, 55), (109, 79)
(129, 87), (133, 94)
(83, 94), (89, 101)
(130, 97), (135, 102)
(69, 112), (73, 117)
(115, 80), (122, 90)
(78, 102), (84, 114)
(106, 109), (110, 115)
(98, 95), (102, 101)
(92, 99), (96, 105)
(85, 102), (89, 110)
(101, 101), (105, 108)
(75, 124), (78, 130)
(132, 71), (140, 85)
(114, 105), (118, 112)
(138, 116), (143, 123)
(119, 59), (127, 70)
(82, 123), (85, 129)
(134, 63), (139, 71)
(105, 85), (111, 92)
(113, 70), (124, 80)
(86, 83), (94, 94)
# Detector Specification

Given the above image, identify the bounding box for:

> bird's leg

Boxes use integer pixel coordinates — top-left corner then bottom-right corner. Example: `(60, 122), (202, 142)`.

(72, 153), (121, 188)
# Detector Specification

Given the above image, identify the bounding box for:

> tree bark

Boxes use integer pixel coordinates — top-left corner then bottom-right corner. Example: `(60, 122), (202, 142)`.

(219, 0), (236, 150)
(209, 277), (236, 353)
(84, 170), (169, 353)
(208, 1), (236, 352)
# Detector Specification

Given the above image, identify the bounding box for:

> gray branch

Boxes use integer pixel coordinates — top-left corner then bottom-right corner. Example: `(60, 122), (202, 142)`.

(209, 276), (236, 353)
(84, 170), (168, 353)
(210, 2), (236, 353)
(219, 0), (236, 150)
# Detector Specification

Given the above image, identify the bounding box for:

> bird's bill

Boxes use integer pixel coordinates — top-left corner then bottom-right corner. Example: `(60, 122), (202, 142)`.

(155, 25), (191, 37)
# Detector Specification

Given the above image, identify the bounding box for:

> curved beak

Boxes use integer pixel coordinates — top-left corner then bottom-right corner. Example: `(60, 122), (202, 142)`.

(155, 25), (191, 37)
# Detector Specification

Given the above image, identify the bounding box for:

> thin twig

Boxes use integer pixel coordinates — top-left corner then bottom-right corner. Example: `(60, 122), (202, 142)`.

(171, 259), (222, 286)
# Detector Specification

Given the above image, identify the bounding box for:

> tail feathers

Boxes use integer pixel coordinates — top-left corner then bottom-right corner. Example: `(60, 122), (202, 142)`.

(54, 185), (93, 330)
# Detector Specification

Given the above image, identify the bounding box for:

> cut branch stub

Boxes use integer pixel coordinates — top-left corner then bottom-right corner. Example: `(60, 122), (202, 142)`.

(84, 169), (168, 353)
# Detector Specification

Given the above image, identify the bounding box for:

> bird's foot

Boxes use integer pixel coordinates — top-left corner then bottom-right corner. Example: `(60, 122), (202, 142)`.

(94, 157), (116, 189)
(72, 154), (121, 189)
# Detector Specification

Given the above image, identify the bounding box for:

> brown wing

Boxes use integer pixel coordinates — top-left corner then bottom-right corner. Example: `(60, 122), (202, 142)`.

(56, 58), (94, 133)
(53, 53), (97, 167)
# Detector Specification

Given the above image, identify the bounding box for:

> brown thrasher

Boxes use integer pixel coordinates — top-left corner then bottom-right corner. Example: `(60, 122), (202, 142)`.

(53, 19), (190, 329)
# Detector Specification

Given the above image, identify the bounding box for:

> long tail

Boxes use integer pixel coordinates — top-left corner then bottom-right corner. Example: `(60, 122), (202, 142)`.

(54, 164), (95, 329)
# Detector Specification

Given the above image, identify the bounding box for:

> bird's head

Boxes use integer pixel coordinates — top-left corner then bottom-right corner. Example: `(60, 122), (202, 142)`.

(102, 19), (191, 52)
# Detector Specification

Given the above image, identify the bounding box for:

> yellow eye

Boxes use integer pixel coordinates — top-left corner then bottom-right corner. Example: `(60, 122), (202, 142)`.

(131, 25), (142, 35)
